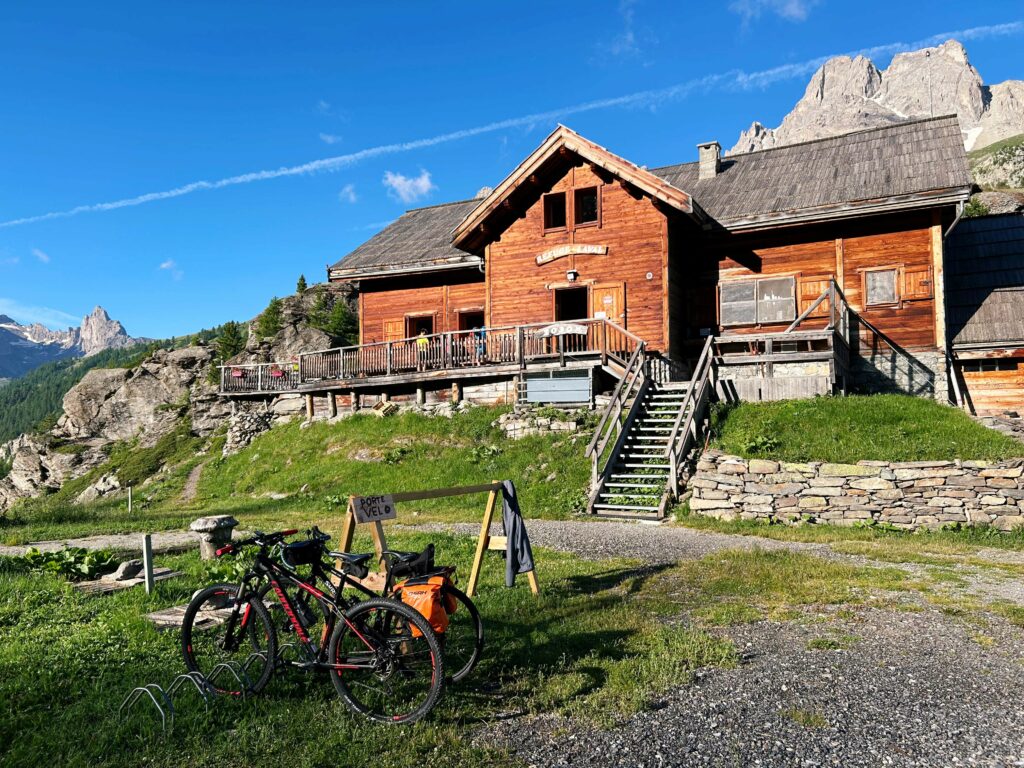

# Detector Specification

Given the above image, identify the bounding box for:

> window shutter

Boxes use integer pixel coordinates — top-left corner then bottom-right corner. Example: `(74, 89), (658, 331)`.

(902, 266), (932, 300)
(383, 320), (404, 342)
(798, 275), (831, 318)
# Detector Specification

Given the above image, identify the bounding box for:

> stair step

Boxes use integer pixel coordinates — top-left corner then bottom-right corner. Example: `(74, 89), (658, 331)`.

(592, 503), (661, 512)
(622, 462), (671, 469)
(604, 482), (664, 489)
(639, 418), (679, 423)
(635, 426), (674, 432)
(610, 473), (670, 480)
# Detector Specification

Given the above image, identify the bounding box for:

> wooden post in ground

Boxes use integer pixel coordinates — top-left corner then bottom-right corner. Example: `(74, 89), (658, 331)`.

(350, 390), (360, 412)
(327, 392), (338, 418)
(142, 534), (155, 595)
(451, 382), (461, 404)
(416, 387), (425, 405)
(304, 394), (314, 421)
(128, 485), (133, 514)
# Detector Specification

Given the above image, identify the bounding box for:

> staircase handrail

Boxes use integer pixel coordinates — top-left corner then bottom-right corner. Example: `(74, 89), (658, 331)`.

(585, 340), (646, 459)
(662, 334), (715, 460)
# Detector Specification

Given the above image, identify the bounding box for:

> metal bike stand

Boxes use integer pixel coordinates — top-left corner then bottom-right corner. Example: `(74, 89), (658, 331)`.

(166, 672), (215, 710)
(118, 683), (175, 736)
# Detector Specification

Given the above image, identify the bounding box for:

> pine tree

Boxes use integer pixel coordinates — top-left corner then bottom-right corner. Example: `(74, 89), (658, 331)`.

(214, 321), (246, 360)
(256, 297), (284, 338)
(321, 300), (357, 345)
(307, 287), (330, 329)
(296, 274), (308, 293)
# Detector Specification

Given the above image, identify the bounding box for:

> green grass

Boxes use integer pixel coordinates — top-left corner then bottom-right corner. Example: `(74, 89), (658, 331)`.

(710, 395), (1022, 463)
(4, 408), (590, 544)
(783, 708), (829, 728)
(0, 532), (737, 768)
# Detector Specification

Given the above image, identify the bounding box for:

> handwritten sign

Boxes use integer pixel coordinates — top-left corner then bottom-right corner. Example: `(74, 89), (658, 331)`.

(535, 243), (608, 265)
(352, 495), (397, 524)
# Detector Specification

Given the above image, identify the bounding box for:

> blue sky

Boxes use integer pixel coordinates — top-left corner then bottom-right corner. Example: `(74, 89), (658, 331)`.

(0, 1), (1021, 338)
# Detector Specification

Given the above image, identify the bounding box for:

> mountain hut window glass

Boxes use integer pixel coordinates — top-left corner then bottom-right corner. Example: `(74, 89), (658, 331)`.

(865, 269), (898, 306)
(574, 187), (599, 226)
(756, 277), (796, 323)
(719, 281), (757, 326)
(543, 192), (567, 231)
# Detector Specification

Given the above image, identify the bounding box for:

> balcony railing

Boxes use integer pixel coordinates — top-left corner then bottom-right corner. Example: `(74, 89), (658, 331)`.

(220, 318), (643, 394)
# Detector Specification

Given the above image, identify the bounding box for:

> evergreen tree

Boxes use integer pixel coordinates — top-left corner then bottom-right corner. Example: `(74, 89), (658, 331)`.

(256, 297), (284, 338)
(296, 274), (308, 293)
(214, 321), (246, 360)
(321, 300), (357, 345)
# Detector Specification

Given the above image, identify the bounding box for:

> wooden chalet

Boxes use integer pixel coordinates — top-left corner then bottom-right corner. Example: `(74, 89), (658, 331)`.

(946, 212), (1024, 416)
(221, 115), (987, 518)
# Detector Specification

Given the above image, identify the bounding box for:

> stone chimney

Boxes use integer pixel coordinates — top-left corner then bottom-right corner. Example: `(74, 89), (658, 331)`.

(697, 141), (721, 180)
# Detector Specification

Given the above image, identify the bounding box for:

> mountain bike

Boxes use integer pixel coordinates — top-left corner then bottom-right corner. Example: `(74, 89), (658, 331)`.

(180, 528), (445, 724)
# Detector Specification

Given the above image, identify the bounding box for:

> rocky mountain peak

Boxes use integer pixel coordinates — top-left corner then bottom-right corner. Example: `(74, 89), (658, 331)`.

(0, 315), (16, 326)
(731, 39), (1023, 156)
(79, 305), (131, 356)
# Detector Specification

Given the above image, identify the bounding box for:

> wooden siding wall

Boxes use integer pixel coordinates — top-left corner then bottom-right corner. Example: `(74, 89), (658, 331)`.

(684, 211), (940, 353)
(960, 357), (1024, 416)
(485, 163), (670, 351)
(356, 270), (485, 343)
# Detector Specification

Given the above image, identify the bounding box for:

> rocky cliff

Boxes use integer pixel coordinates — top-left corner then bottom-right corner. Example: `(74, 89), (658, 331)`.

(732, 40), (1024, 161)
(0, 284), (355, 516)
(0, 306), (150, 379)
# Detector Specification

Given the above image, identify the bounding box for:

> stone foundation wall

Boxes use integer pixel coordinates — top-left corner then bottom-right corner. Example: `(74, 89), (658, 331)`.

(850, 347), (946, 402)
(689, 450), (1024, 531)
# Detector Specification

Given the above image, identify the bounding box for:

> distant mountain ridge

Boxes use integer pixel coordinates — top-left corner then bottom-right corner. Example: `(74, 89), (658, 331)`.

(732, 40), (1024, 158)
(0, 306), (151, 379)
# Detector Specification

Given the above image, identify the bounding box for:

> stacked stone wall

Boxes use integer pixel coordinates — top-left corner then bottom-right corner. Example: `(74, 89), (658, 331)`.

(690, 451), (1024, 530)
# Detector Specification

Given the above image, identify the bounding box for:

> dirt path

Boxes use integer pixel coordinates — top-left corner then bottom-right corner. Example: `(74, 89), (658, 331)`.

(179, 461), (206, 503)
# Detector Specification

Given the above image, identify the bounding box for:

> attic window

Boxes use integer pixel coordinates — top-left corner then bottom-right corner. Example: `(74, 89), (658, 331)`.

(574, 187), (599, 226)
(543, 192), (566, 231)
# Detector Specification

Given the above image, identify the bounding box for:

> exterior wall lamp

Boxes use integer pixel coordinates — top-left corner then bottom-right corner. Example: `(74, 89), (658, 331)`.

(566, 269), (579, 282)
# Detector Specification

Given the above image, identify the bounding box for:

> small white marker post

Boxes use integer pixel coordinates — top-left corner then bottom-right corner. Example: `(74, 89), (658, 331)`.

(128, 485), (133, 514)
(142, 534), (155, 595)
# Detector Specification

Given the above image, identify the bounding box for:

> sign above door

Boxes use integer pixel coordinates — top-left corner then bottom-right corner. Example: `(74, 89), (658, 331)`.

(536, 243), (608, 266)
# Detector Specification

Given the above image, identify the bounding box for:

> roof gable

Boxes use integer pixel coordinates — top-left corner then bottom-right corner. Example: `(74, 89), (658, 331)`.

(451, 125), (702, 253)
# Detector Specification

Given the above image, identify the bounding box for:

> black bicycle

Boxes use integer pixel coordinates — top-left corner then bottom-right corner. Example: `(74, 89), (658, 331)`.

(180, 528), (445, 724)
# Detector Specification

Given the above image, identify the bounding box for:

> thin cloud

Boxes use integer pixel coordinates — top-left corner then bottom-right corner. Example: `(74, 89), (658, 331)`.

(730, 0), (818, 23)
(32, 248), (51, 264)
(1, 256), (19, 266)
(383, 170), (436, 204)
(316, 99), (331, 114)
(1, 21), (1020, 230)
(319, 132), (343, 145)
(611, 0), (640, 57)
(338, 183), (358, 204)
(0, 298), (80, 329)
(159, 259), (184, 281)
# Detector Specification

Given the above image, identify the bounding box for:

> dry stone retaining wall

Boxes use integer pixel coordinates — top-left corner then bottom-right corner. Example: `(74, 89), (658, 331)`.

(689, 451), (1024, 531)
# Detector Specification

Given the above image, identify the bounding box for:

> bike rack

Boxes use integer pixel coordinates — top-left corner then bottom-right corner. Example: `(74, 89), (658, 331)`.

(118, 658), (264, 737)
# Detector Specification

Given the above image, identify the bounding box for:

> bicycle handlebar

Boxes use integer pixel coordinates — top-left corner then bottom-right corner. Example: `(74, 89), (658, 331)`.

(215, 528), (299, 557)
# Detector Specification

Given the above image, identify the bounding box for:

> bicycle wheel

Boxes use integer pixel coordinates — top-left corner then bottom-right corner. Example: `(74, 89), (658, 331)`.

(439, 584), (484, 684)
(328, 597), (444, 724)
(181, 583), (277, 696)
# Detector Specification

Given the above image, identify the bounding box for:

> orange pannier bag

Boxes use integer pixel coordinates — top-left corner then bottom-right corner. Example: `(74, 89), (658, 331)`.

(399, 576), (450, 636)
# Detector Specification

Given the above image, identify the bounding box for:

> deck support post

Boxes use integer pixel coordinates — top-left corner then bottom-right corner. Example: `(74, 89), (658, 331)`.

(327, 392), (338, 418)
(304, 394), (314, 421)
(451, 382), (461, 404)
(350, 390), (360, 412)
(380, 392), (389, 403)
(416, 387), (425, 405)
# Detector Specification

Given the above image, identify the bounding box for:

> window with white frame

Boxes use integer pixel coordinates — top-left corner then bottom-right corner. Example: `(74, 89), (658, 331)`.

(719, 276), (796, 326)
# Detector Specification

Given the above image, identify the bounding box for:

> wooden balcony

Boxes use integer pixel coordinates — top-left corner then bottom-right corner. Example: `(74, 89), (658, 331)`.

(219, 318), (644, 396)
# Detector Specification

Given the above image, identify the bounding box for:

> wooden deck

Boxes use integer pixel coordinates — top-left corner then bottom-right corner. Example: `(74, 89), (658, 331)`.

(219, 318), (643, 396)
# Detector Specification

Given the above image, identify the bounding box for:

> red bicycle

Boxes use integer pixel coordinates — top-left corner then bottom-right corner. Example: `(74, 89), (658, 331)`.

(180, 528), (445, 724)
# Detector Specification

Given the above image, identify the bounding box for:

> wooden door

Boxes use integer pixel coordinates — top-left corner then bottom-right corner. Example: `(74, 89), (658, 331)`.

(590, 283), (626, 326)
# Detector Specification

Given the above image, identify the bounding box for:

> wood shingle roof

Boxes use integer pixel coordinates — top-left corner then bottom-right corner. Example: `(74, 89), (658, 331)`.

(330, 116), (971, 279)
(946, 212), (1024, 350)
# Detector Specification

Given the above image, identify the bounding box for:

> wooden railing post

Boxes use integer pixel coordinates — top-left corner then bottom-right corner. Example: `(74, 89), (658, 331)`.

(220, 366), (225, 391)
(517, 327), (525, 369)
(386, 343), (392, 376)
(601, 321), (608, 366)
(257, 366), (263, 392)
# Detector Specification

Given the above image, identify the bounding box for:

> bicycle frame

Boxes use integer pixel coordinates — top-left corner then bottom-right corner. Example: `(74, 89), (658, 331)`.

(229, 550), (381, 673)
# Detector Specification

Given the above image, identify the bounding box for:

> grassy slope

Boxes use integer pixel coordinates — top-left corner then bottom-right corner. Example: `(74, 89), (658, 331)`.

(710, 395), (1022, 463)
(3, 408), (590, 544)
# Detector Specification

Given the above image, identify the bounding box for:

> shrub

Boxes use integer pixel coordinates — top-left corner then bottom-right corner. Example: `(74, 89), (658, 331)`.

(256, 296), (284, 339)
(963, 197), (990, 218)
(5, 547), (120, 581)
(0, 455), (11, 481)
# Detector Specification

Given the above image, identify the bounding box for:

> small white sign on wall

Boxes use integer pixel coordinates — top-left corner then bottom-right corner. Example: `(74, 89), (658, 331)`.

(352, 495), (398, 524)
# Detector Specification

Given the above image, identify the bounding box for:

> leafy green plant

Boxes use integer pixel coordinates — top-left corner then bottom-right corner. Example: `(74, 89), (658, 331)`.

(12, 547), (120, 581)
(470, 444), (502, 464)
(382, 446), (410, 465)
(0, 455), (11, 481)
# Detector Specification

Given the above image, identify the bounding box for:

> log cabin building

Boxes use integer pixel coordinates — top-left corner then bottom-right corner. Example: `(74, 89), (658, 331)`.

(946, 213), (1024, 416)
(323, 115), (972, 405)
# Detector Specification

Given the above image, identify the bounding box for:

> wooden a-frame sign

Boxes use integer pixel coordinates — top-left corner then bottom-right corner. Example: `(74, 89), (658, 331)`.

(336, 480), (539, 598)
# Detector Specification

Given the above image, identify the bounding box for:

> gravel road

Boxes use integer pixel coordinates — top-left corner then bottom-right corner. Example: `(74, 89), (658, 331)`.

(484, 608), (1024, 767)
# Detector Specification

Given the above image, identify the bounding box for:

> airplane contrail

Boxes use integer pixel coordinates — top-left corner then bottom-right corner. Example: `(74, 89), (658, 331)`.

(2, 20), (1020, 230)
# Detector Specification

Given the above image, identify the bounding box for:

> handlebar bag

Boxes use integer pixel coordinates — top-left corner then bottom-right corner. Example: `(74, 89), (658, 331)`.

(399, 580), (449, 636)
(282, 539), (324, 567)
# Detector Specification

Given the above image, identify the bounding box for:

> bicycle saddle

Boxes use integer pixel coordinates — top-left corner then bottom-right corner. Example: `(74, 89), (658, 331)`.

(328, 551), (373, 567)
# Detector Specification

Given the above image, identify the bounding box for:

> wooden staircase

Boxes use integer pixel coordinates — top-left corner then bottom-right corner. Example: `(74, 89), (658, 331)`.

(590, 383), (691, 519)
(585, 335), (715, 522)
